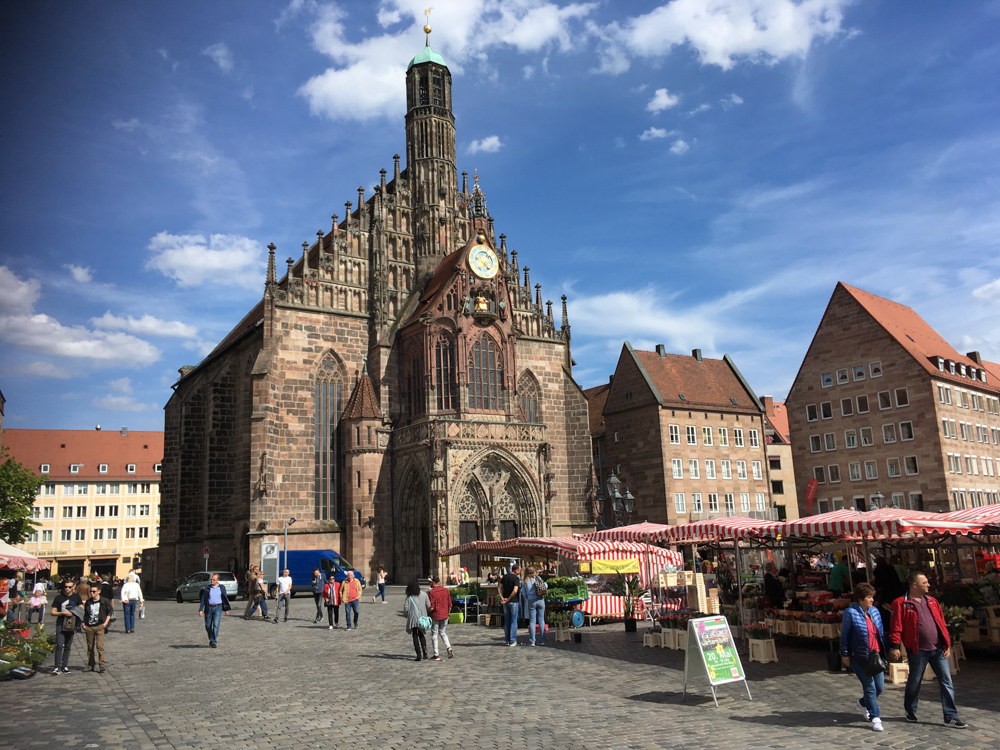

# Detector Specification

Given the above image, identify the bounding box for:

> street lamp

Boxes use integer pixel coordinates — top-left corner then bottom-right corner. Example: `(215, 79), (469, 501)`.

(605, 472), (635, 527)
(870, 490), (884, 510)
(283, 517), (296, 571)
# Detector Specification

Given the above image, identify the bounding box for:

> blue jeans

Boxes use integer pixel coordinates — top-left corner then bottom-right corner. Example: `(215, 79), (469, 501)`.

(905, 648), (958, 720)
(275, 593), (290, 621)
(374, 583), (386, 601)
(503, 601), (519, 644)
(123, 600), (137, 631)
(527, 599), (546, 644)
(849, 657), (884, 718)
(204, 605), (222, 645)
(247, 597), (268, 618)
(345, 599), (359, 628)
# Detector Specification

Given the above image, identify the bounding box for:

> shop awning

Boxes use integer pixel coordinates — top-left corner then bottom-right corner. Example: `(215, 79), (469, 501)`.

(764, 507), (985, 541)
(441, 536), (682, 566)
(937, 505), (1000, 524)
(0, 540), (52, 573)
(654, 516), (777, 544)
(576, 522), (673, 543)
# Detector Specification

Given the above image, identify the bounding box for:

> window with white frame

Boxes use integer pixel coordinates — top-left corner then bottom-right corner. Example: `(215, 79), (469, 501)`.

(93, 505), (104, 517)
(877, 391), (892, 410)
(724, 493), (735, 513)
(74, 529), (85, 541)
(126, 504), (137, 517)
(734, 428), (744, 447)
(821, 372), (833, 388)
(109, 483), (119, 494)
(737, 460), (747, 479)
(692, 493), (703, 513)
(959, 422), (968, 440)
(708, 493), (719, 512)
(749, 429), (759, 448)
(93, 528), (104, 541)
(752, 460), (763, 480)
(138, 527), (150, 539)
(674, 493), (686, 513)
(813, 466), (826, 484)
(40, 463), (50, 474)
(705, 459), (716, 479)
(841, 398), (853, 416)
(139, 504), (150, 516)
(809, 435), (822, 452)
(904, 456), (919, 475)
(686, 425), (697, 445)
(806, 404), (818, 422)
(740, 493), (750, 512)
(127, 483), (138, 494)
(61, 506), (72, 518)
(107, 528), (118, 540)
(828, 464), (841, 483)
(30, 506), (41, 519)
(882, 423), (897, 443)
(899, 421), (914, 441)
(856, 395), (870, 413)
(44, 483), (55, 495)
(76, 505), (87, 518)
(853, 365), (866, 381)
(824, 433), (837, 451)
(154, 463), (162, 473)
(755, 492), (766, 511)
(869, 361), (882, 378)
(887, 458), (901, 478)
(669, 424), (680, 444)
(76, 483), (87, 495)
(721, 460), (732, 479)
(689, 459), (700, 479)
(672, 459), (683, 479)
(965, 455), (975, 474)
(70, 463), (81, 474)
(849, 462), (862, 481)
(860, 427), (874, 447)
(139, 483), (150, 494)
(43, 506), (54, 519)
(125, 527), (136, 539)
(42, 529), (53, 542)
(60, 530), (71, 542)
(864, 461), (878, 480)
(99, 463), (108, 474)
(63, 484), (75, 496)
(845, 430), (857, 449)
(108, 505), (119, 517)
(718, 427), (729, 446)
(837, 368), (849, 385)
(96, 484), (107, 495)
(127, 464), (136, 474)
(702, 426), (713, 446)
(820, 402), (833, 420)
(894, 388), (909, 407)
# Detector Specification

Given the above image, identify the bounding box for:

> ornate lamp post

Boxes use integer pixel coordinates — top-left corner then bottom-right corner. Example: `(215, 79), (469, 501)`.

(605, 472), (635, 527)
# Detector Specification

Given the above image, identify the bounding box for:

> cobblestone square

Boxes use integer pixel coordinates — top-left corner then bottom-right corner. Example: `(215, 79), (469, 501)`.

(3, 591), (998, 750)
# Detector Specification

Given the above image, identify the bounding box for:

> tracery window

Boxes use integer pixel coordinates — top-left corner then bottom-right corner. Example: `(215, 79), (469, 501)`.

(435, 337), (457, 410)
(468, 334), (503, 411)
(315, 357), (343, 521)
(518, 372), (539, 423)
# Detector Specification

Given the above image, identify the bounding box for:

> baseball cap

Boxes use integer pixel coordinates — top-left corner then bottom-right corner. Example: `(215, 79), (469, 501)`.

(430, 575), (440, 583)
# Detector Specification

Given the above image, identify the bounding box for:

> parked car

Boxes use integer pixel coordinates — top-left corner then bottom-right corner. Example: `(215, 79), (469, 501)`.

(270, 550), (366, 597)
(175, 571), (240, 602)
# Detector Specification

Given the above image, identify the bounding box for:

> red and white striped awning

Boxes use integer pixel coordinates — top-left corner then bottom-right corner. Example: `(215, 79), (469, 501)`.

(577, 522), (673, 543)
(653, 516), (777, 544)
(440, 536), (682, 566)
(938, 505), (1000, 524)
(768, 508), (984, 540)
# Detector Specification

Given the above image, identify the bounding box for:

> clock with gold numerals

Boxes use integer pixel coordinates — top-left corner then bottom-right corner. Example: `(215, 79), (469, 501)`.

(468, 241), (499, 280)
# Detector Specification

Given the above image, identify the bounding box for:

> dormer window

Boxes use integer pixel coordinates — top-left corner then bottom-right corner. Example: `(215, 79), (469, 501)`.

(40, 463), (50, 474)
(127, 464), (136, 474)
(154, 463), (162, 473)
(959, 364), (966, 377)
(70, 464), (81, 474)
(937, 356), (945, 372)
(948, 360), (956, 375)
(99, 463), (108, 474)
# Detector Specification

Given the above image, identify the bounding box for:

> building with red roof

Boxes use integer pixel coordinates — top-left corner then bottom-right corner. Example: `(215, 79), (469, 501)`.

(786, 282), (1000, 516)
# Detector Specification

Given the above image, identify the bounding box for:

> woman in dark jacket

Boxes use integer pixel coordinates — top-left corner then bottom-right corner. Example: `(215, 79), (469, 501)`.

(840, 582), (886, 732)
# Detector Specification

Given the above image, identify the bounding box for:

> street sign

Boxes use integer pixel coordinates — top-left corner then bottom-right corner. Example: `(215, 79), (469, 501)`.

(682, 615), (752, 707)
(203, 546), (210, 555)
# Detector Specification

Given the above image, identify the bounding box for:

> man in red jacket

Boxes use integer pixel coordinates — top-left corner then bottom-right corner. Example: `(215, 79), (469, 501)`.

(888, 571), (966, 729)
(427, 576), (454, 661)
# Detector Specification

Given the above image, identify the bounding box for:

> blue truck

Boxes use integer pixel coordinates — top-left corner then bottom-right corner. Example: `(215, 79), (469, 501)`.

(270, 549), (367, 596)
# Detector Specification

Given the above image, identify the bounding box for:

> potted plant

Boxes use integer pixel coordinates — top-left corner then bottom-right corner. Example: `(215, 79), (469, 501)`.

(609, 572), (647, 633)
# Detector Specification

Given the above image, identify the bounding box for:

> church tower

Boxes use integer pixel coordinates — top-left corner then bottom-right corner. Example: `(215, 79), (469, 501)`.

(405, 22), (462, 281)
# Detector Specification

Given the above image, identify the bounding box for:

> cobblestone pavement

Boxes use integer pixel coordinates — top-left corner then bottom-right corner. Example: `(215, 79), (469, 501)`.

(3, 590), (998, 750)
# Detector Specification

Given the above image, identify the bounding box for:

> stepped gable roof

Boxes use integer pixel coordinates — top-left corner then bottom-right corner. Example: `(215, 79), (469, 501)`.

(764, 400), (790, 443)
(632, 349), (760, 412)
(341, 370), (382, 420)
(583, 383), (610, 437)
(2, 429), (164, 480)
(840, 283), (1000, 394)
(407, 245), (466, 322)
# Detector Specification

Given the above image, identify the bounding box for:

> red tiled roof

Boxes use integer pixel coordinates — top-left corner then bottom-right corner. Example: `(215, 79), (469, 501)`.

(633, 349), (759, 412)
(765, 400), (790, 443)
(583, 383), (610, 437)
(982, 359), (1000, 384)
(2, 429), (163, 481)
(342, 372), (382, 420)
(840, 283), (1000, 394)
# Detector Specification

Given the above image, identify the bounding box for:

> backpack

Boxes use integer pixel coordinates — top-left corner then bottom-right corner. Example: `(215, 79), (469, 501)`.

(534, 578), (548, 597)
(410, 597), (433, 633)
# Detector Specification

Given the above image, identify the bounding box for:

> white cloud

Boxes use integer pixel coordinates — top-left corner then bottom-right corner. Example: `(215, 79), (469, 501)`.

(298, 1), (597, 121)
(93, 394), (161, 412)
(112, 118), (141, 132)
(523, 64), (535, 79)
(670, 138), (690, 154)
(972, 278), (1000, 303)
(601, 0), (850, 73)
(91, 311), (199, 339)
(0, 266), (41, 315)
(467, 135), (503, 154)
(66, 264), (93, 283)
(0, 313), (161, 366)
(646, 87), (679, 113)
(687, 103), (710, 116)
(109, 377), (133, 394)
(721, 93), (744, 109)
(145, 231), (266, 289)
(614, 136), (625, 149)
(639, 127), (675, 141)
(4, 362), (73, 379)
(203, 42), (235, 73)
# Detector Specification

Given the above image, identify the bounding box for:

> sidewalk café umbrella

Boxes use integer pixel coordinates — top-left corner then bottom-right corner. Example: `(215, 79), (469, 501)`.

(0, 539), (51, 573)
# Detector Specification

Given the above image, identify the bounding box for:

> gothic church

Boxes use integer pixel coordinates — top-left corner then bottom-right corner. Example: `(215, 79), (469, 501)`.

(153, 40), (593, 588)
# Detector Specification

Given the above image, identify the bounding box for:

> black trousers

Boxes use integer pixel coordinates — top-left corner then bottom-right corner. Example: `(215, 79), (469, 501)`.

(326, 603), (340, 626)
(411, 629), (427, 657)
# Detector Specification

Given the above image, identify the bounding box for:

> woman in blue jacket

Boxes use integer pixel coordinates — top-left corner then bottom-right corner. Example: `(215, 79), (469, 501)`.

(840, 582), (886, 732)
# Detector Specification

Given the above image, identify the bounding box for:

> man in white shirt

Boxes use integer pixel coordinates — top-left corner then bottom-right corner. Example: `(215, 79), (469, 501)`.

(274, 569), (293, 623)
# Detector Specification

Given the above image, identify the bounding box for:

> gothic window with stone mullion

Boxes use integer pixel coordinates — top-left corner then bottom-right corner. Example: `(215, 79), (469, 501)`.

(435, 336), (457, 411)
(467, 334), (503, 411)
(517, 372), (539, 424)
(315, 363), (343, 522)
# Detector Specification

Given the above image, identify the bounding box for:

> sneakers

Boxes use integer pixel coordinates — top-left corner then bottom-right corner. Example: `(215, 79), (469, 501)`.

(871, 718), (883, 732)
(447, 648), (454, 659)
(431, 655), (441, 660)
(905, 712), (917, 723)
(209, 643), (217, 648)
(61, 667), (70, 673)
(414, 655), (422, 661)
(273, 617), (279, 623)
(99, 667), (105, 673)
(858, 699), (871, 722)
(372, 596), (376, 603)
(328, 625), (333, 630)
(943, 718), (968, 729)
(508, 642), (517, 647)
(51, 667), (61, 675)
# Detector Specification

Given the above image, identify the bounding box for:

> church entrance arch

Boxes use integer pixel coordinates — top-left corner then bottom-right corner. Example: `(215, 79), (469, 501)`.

(396, 466), (430, 581)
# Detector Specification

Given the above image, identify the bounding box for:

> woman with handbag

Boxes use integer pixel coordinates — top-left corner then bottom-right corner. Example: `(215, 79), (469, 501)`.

(840, 582), (887, 732)
(403, 579), (431, 661)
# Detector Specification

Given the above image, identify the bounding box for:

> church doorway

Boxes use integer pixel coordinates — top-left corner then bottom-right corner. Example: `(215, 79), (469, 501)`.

(396, 468), (430, 581)
(459, 520), (479, 576)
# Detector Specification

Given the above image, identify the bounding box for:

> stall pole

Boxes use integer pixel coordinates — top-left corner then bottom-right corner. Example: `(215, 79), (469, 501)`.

(862, 539), (872, 584)
(736, 540), (745, 639)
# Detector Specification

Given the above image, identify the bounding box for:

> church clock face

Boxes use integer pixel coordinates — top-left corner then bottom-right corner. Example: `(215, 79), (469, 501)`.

(468, 244), (499, 279)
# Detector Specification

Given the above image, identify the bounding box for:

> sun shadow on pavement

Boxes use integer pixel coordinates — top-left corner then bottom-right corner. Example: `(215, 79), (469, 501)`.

(358, 653), (420, 661)
(627, 690), (715, 707)
(730, 710), (867, 727)
(169, 644), (209, 649)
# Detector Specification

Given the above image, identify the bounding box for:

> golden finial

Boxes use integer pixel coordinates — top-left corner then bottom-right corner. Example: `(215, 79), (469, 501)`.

(424, 7), (432, 42)
(473, 169), (479, 185)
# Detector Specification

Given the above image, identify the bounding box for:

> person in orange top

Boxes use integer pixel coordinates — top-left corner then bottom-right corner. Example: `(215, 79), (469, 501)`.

(341, 571), (362, 630)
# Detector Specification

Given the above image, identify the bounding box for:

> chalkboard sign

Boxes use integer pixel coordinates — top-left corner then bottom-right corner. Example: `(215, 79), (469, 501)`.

(682, 615), (752, 707)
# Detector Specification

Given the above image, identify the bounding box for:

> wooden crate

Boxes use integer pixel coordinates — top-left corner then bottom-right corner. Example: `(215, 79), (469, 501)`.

(797, 621), (812, 637)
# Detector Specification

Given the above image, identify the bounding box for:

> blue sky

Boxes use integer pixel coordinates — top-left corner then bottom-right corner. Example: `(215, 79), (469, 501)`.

(2, 1), (999, 431)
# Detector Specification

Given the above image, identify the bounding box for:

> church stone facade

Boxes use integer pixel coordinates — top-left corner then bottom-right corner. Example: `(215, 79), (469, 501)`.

(152, 43), (593, 588)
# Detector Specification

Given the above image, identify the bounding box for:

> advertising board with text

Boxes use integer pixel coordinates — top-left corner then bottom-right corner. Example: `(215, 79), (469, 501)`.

(682, 615), (752, 706)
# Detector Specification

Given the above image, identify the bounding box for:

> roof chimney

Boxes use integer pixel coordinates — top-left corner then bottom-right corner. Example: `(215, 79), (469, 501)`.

(692, 349), (703, 362)
(967, 351), (983, 365)
(120, 426), (128, 436)
(760, 395), (773, 412)
(655, 344), (666, 358)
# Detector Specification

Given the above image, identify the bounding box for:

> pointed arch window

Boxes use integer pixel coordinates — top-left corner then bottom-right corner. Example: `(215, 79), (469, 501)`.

(315, 358), (343, 522)
(468, 334), (503, 411)
(435, 337), (457, 410)
(518, 373), (539, 424)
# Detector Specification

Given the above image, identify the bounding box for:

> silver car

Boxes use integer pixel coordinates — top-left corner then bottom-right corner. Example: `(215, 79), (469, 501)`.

(175, 571), (240, 602)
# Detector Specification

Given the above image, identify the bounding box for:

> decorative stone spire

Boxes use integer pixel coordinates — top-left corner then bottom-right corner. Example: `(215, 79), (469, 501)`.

(266, 242), (277, 289)
(535, 283), (542, 309)
(380, 168), (387, 193)
(561, 294), (569, 328)
(317, 230), (325, 256)
(302, 241), (309, 275)
(546, 300), (553, 318)
(345, 201), (352, 233)
(331, 214), (339, 236)
(393, 154), (401, 186)
(524, 267), (530, 290)
(469, 170), (489, 218)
